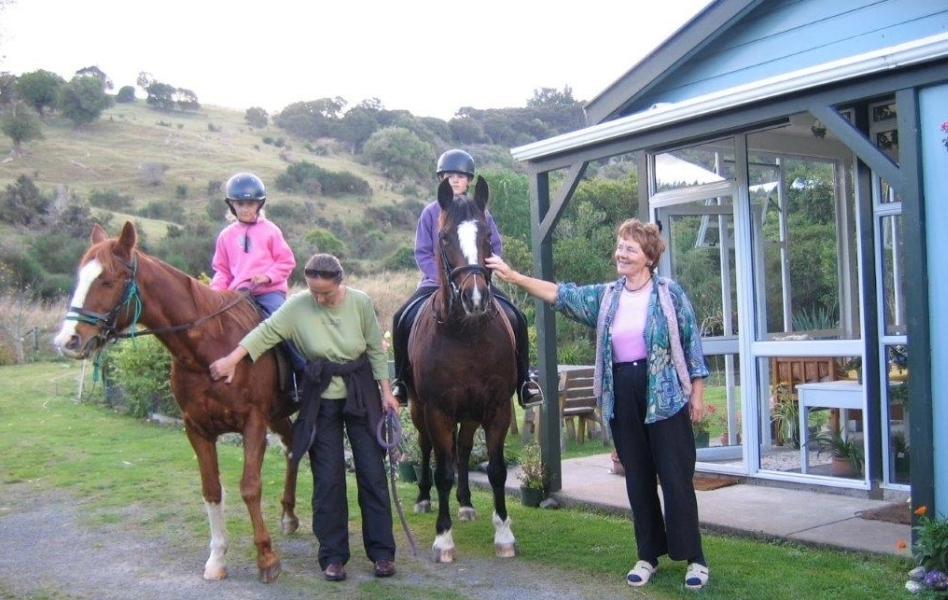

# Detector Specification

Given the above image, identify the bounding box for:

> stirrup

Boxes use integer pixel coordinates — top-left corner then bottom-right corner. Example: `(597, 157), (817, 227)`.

(391, 379), (408, 406)
(520, 380), (544, 409)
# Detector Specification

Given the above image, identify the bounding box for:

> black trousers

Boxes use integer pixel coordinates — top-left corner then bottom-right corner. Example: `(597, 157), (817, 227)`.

(610, 361), (703, 564)
(391, 286), (530, 395)
(309, 398), (396, 569)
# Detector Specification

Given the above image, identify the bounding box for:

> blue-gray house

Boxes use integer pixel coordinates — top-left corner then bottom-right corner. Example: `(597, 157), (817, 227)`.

(513, 0), (948, 517)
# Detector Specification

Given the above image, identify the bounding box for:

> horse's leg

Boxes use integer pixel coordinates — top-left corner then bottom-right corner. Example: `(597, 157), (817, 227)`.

(240, 414), (282, 583)
(183, 425), (229, 581)
(269, 415), (300, 535)
(411, 403), (433, 514)
(455, 421), (477, 521)
(429, 413), (458, 563)
(484, 420), (516, 558)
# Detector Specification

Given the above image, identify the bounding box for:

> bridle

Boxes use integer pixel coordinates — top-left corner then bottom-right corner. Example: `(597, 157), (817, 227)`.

(436, 226), (496, 319)
(66, 253), (252, 345)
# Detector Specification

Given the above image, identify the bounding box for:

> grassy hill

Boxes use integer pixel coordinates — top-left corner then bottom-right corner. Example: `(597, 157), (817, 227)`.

(0, 101), (424, 242)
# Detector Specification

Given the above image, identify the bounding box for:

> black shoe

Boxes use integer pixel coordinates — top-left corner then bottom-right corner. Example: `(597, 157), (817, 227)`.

(391, 379), (408, 406)
(373, 559), (396, 577)
(520, 380), (544, 408)
(324, 561), (346, 581)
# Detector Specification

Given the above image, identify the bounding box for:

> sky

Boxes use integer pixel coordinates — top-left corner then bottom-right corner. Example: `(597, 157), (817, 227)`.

(0, 0), (712, 121)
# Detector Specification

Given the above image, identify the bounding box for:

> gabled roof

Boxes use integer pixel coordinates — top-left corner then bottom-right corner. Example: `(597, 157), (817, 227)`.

(583, 0), (762, 124)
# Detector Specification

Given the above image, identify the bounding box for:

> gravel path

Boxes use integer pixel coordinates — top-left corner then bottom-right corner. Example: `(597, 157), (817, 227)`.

(0, 483), (639, 600)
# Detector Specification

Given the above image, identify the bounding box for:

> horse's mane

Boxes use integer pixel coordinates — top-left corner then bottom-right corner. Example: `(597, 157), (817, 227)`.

(83, 236), (261, 333)
(439, 193), (484, 228)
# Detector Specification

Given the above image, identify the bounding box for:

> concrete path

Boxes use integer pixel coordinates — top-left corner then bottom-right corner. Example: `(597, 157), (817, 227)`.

(470, 454), (912, 558)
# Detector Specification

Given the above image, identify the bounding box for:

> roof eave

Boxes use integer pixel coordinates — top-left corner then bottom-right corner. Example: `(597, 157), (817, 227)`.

(512, 31), (948, 163)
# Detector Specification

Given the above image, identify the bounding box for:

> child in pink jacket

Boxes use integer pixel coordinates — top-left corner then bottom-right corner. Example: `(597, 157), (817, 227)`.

(210, 172), (296, 316)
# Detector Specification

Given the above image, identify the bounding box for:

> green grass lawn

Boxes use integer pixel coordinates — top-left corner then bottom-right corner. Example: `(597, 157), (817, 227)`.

(0, 362), (914, 599)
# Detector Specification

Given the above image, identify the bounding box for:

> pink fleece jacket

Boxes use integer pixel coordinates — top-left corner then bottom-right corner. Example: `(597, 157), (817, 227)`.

(209, 217), (295, 295)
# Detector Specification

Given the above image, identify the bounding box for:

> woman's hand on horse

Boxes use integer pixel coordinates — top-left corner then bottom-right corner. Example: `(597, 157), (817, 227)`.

(485, 255), (513, 281)
(209, 347), (247, 384)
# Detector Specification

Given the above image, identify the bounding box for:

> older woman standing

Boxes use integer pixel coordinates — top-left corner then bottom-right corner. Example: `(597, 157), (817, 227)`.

(210, 253), (400, 582)
(485, 218), (710, 590)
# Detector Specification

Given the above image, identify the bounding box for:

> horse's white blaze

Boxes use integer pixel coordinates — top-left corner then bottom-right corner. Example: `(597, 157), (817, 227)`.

(456, 220), (484, 306)
(203, 496), (229, 580)
(53, 259), (104, 350)
(492, 512), (515, 546)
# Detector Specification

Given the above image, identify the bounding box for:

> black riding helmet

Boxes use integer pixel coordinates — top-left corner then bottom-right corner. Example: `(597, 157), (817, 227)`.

(224, 172), (266, 217)
(436, 149), (475, 179)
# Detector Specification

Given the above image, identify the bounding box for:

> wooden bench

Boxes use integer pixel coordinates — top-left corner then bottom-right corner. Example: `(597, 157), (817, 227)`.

(521, 366), (602, 445)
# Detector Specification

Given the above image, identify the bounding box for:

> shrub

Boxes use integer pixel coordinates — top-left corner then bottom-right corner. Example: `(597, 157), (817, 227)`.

(101, 336), (177, 418)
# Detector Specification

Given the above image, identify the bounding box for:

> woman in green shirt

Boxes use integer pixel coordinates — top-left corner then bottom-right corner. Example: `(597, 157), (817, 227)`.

(210, 253), (400, 582)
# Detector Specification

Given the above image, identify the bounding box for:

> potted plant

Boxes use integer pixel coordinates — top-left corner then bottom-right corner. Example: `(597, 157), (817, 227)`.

(770, 384), (800, 448)
(717, 409), (742, 446)
(891, 431), (910, 481)
(397, 410), (420, 483)
(517, 442), (548, 507)
(692, 403), (716, 448)
(809, 429), (863, 477)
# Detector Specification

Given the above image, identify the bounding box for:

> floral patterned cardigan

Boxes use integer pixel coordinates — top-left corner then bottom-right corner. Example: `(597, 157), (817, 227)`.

(551, 276), (709, 426)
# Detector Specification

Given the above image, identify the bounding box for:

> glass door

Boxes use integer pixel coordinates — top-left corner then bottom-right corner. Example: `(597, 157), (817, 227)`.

(655, 188), (743, 472)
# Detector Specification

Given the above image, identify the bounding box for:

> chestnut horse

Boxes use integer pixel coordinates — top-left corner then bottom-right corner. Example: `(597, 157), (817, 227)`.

(53, 221), (299, 583)
(407, 176), (518, 562)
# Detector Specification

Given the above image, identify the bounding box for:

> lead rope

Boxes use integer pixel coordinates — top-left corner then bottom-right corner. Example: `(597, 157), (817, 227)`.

(376, 408), (418, 556)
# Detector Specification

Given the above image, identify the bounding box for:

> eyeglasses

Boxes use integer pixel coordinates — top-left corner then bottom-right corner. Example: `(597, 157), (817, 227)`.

(304, 268), (341, 279)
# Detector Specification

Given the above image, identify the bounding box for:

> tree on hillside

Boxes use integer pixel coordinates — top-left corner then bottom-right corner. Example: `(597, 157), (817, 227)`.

(0, 72), (17, 107)
(115, 85), (136, 103)
(527, 85), (576, 108)
(363, 127), (433, 182)
(0, 101), (44, 154)
(174, 88), (200, 111)
(273, 97), (347, 140)
(0, 174), (50, 227)
(145, 81), (177, 111)
(75, 65), (113, 91)
(15, 70), (65, 115)
(245, 106), (268, 128)
(335, 105), (380, 153)
(59, 76), (114, 127)
(448, 115), (488, 145)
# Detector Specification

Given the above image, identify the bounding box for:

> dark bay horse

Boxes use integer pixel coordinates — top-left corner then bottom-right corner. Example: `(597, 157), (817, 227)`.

(407, 176), (518, 562)
(53, 221), (299, 583)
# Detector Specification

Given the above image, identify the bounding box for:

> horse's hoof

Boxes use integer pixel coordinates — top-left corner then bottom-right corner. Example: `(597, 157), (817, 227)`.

(258, 560), (282, 583)
(203, 565), (227, 581)
(458, 506), (477, 521)
(432, 548), (455, 563)
(414, 500), (432, 514)
(281, 516), (299, 535)
(495, 542), (517, 558)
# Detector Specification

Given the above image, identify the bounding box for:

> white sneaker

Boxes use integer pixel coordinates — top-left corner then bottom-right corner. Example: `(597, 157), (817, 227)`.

(685, 562), (709, 590)
(627, 560), (658, 587)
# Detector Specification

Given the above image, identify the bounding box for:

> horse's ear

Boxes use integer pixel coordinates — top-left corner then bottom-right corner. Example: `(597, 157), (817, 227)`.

(437, 178), (454, 210)
(473, 175), (489, 210)
(116, 221), (138, 254)
(91, 223), (108, 244)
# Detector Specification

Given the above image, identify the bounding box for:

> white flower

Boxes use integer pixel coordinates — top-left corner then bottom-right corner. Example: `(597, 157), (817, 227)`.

(905, 579), (924, 593)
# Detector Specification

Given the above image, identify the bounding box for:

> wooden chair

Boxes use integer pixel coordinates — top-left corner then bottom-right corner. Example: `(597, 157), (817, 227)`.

(769, 356), (842, 440)
(521, 366), (602, 445)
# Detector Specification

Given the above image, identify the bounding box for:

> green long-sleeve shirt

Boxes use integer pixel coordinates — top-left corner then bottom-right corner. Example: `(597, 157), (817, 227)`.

(239, 286), (388, 399)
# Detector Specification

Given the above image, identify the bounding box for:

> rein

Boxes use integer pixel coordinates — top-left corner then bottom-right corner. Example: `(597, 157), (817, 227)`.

(377, 409), (418, 556)
(66, 253), (254, 342)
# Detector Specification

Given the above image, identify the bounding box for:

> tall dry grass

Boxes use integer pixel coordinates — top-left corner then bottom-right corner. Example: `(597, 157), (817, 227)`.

(0, 271), (419, 365)
(0, 291), (69, 364)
